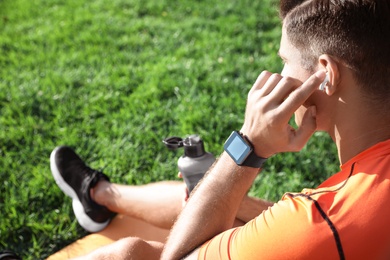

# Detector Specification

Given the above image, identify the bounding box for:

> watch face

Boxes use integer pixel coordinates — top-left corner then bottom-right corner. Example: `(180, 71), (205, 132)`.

(224, 131), (252, 165)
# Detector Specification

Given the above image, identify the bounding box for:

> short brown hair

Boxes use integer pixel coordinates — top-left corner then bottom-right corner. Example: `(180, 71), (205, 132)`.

(280, 0), (390, 103)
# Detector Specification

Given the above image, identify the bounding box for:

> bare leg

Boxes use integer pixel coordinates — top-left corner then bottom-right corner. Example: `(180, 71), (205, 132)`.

(92, 181), (185, 230)
(69, 193), (272, 259)
(72, 237), (164, 260)
(92, 178), (272, 229)
(64, 183), (273, 259)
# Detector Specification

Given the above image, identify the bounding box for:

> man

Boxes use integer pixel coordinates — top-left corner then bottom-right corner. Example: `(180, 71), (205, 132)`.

(52, 0), (390, 259)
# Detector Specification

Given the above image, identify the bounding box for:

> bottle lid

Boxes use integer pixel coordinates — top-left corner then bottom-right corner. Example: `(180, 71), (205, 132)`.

(183, 135), (206, 158)
(163, 134), (206, 158)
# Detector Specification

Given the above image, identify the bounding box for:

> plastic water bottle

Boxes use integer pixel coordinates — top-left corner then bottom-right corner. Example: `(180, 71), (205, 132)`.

(163, 135), (215, 193)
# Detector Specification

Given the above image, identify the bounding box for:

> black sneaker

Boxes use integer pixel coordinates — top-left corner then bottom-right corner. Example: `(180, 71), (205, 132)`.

(50, 146), (116, 232)
(0, 250), (21, 260)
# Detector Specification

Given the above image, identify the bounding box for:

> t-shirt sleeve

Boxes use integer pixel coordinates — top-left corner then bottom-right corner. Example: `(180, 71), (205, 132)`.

(198, 194), (339, 259)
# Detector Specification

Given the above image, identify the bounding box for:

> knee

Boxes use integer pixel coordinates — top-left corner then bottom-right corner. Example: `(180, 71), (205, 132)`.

(119, 236), (147, 252)
(115, 237), (163, 259)
(83, 237), (153, 259)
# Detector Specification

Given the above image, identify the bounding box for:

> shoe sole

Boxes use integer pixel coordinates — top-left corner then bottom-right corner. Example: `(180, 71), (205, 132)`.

(50, 147), (110, 233)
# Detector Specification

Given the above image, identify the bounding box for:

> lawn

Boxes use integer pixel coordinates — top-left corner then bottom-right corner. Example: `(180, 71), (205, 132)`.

(0, 0), (338, 258)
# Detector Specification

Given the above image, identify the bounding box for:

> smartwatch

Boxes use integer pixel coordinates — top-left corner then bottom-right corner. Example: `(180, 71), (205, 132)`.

(224, 131), (267, 168)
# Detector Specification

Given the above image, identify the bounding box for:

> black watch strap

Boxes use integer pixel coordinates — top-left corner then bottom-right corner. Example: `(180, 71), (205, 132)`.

(239, 132), (267, 168)
(224, 131), (267, 168)
(242, 149), (267, 168)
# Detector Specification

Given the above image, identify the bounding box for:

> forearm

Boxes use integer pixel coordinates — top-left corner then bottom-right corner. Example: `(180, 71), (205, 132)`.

(161, 152), (260, 260)
(236, 195), (274, 223)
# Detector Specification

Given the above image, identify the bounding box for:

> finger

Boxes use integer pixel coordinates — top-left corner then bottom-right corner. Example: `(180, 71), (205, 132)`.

(278, 71), (326, 122)
(185, 189), (189, 200)
(269, 76), (303, 103)
(182, 187), (189, 207)
(289, 106), (317, 151)
(184, 187), (189, 201)
(258, 73), (285, 97)
(248, 71), (273, 96)
(178, 172), (183, 179)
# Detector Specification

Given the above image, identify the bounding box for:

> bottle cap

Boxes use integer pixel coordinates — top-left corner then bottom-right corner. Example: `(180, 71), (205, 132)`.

(163, 134), (206, 158)
(183, 135), (206, 158)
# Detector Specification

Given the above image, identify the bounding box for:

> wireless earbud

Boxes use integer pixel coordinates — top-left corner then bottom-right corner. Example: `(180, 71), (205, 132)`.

(319, 72), (329, 91)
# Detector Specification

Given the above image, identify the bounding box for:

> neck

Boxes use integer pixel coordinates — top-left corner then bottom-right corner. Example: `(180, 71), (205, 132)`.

(334, 122), (390, 164)
(331, 90), (390, 164)
(324, 66), (390, 164)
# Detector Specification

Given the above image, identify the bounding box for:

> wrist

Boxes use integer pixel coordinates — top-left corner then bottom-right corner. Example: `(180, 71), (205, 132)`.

(223, 131), (267, 168)
(239, 128), (275, 158)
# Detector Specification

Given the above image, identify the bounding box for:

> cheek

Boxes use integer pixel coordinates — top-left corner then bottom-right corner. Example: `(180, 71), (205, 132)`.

(281, 64), (311, 82)
(281, 64), (296, 78)
(294, 106), (307, 126)
(296, 91), (330, 131)
(294, 91), (318, 127)
(310, 91), (333, 131)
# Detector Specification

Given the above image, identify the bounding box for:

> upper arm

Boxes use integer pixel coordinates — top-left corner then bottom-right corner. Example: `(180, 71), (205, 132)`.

(198, 196), (340, 259)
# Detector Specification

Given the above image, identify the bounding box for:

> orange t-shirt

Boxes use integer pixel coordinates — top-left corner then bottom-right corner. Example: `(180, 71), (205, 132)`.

(199, 140), (390, 259)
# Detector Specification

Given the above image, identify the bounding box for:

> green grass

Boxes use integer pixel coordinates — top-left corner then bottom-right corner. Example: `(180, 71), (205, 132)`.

(0, 0), (339, 258)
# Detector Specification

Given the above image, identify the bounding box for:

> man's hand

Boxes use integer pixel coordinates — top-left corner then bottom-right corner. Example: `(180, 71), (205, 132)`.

(240, 70), (326, 158)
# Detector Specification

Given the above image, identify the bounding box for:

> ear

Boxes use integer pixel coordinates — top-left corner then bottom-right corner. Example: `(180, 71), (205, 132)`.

(318, 54), (341, 96)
